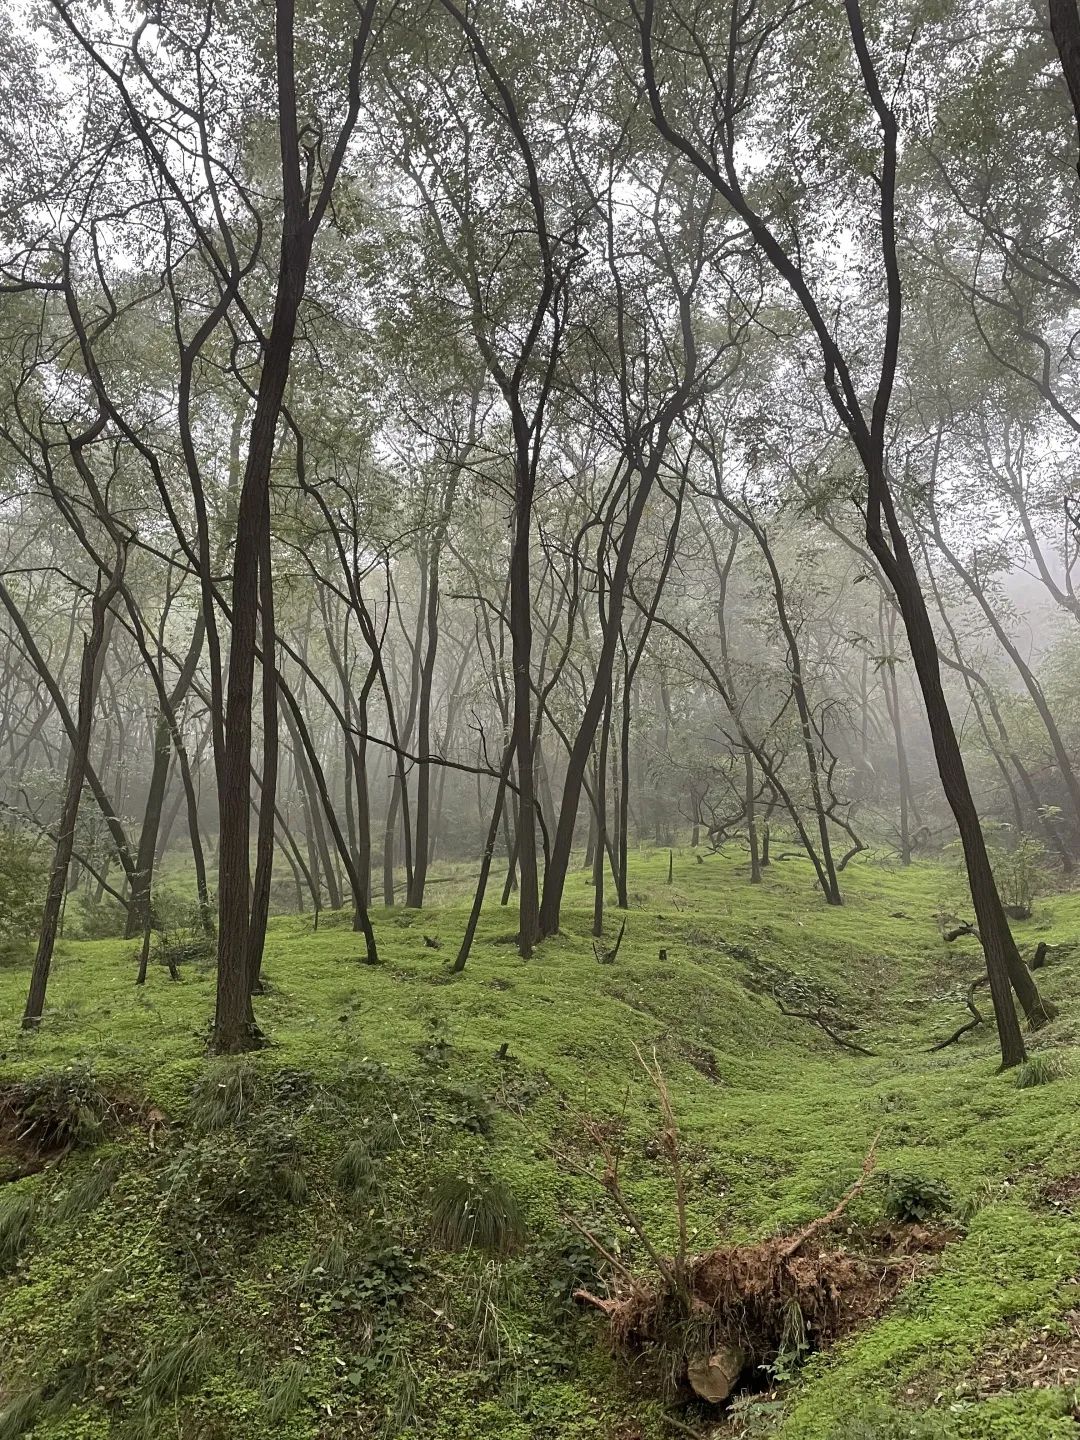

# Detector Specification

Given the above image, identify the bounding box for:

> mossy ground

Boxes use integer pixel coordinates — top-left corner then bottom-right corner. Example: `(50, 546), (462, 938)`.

(1, 848), (1078, 1439)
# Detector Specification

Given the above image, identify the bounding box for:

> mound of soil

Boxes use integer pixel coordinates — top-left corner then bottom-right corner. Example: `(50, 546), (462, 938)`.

(577, 1221), (949, 1405)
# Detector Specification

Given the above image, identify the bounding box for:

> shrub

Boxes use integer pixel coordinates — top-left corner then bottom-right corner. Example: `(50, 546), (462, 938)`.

(152, 894), (214, 971)
(987, 831), (1046, 917)
(883, 1172), (953, 1224)
(0, 828), (44, 952)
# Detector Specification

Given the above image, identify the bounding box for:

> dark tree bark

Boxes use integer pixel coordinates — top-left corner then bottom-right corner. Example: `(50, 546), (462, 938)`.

(24, 546), (125, 1028)
(212, 0), (379, 1053)
(637, 0), (1045, 1064)
(1048, 0), (1080, 175)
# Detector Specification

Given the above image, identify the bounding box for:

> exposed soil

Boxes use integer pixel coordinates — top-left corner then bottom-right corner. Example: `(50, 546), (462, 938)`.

(966, 1309), (1080, 1397)
(576, 1220), (951, 1406)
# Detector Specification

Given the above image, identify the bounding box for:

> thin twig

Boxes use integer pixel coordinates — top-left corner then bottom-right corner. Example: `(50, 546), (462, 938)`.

(778, 1130), (881, 1259)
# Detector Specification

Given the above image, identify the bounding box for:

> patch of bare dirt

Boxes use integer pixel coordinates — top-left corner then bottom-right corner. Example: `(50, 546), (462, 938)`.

(964, 1310), (1080, 1396)
(0, 1074), (165, 1181)
(1039, 1174), (1080, 1215)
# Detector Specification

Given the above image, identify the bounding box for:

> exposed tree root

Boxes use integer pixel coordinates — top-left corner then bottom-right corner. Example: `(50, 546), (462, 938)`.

(571, 1122), (910, 1405)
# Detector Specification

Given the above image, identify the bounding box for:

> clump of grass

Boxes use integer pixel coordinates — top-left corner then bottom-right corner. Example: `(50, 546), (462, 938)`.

(430, 1173), (524, 1256)
(334, 1138), (378, 1196)
(271, 1144), (308, 1204)
(136, 1328), (213, 1423)
(1015, 1053), (1063, 1088)
(0, 1387), (43, 1440)
(382, 1339), (420, 1437)
(0, 1065), (108, 1156)
(187, 1059), (262, 1131)
(955, 1178), (996, 1223)
(297, 1228), (350, 1291)
(262, 1358), (306, 1424)
(0, 1190), (36, 1268)
(71, 1260), (130, 1320)
(54, 1154), (122, 1223)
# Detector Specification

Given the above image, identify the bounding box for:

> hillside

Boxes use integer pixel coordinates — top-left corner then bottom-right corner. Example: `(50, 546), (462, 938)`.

(1, 851), (1078, 1440)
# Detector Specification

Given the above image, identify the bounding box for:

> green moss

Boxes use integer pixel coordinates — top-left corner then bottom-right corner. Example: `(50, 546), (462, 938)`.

(0, 850), (1077, 1437)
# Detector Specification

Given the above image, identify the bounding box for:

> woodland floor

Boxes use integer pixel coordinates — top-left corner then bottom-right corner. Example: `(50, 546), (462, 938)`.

(1, 848), (1079, 1440)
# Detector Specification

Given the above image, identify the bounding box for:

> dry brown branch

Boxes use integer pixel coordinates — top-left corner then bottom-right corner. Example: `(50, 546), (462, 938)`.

(777, 1130), (880, 1259)
(634, 1044), (689, 1291)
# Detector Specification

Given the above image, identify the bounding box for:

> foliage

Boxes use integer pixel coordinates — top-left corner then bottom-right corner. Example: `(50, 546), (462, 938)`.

(986, 833), (1047, 918)
(882, 1173), (954, 1224)
(0, 830), (44, 953)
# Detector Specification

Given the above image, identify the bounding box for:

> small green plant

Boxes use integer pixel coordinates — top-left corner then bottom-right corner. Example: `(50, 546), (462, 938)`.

(883, 1172), (953, 1224)
(429, 1172), (524, 1255)
(761, 1296), (810, 1383)
(1016, 1054), (1062, 1088)
(441, 1080), (495, 1136)
(305, 1236), (421, 1320)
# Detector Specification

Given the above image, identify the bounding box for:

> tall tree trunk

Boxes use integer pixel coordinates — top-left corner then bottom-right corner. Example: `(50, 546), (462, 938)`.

(592, 692), (612, 938)
(453, 742), (514, 972)
(745, 749), (761, 883)
(24, 550), (125, 1028)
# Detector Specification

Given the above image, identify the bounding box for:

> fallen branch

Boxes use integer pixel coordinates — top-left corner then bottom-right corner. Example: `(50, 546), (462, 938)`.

(776, 1000), (876, 1055)
(942, 921), (981, 944)
(778, 1131), (880, 1259)
(928, 975), (989, 1052)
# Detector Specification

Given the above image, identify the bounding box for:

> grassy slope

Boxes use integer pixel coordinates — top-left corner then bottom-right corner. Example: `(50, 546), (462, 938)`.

(1, 849), (1079, 1440)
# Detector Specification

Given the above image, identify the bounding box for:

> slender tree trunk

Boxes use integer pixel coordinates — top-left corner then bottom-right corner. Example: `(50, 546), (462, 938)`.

(592, 692), (612, 937)
(247, 512), (279, 996)
(453, 743), (514, 972)
(745, 750), (761, 883)
(25, 551), (125, 1028)
(509, 475), (539, 955)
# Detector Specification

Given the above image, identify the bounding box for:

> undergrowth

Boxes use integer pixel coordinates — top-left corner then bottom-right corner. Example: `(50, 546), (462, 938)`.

(0, 849), (1077, 1438)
